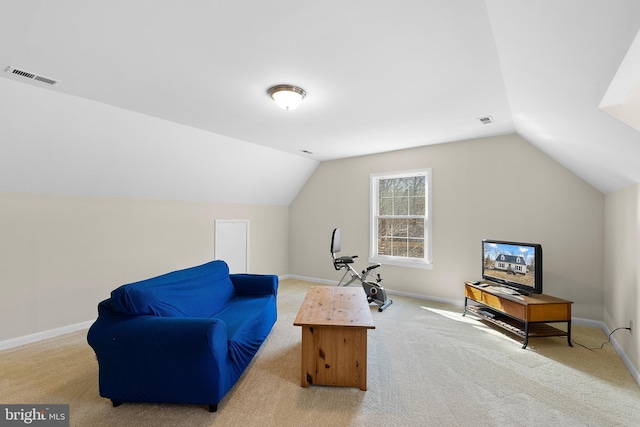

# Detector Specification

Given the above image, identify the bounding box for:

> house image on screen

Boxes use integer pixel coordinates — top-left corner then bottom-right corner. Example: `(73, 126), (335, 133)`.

(494, 254), (527, 274)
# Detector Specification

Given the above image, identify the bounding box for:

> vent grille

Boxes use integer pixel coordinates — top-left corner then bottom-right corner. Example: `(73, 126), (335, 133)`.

(478, 116), (494, 125)
(5, 66), (61, 86)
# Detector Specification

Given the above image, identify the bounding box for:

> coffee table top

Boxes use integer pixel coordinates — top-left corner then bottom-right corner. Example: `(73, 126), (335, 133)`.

(293, 286), (375, 329)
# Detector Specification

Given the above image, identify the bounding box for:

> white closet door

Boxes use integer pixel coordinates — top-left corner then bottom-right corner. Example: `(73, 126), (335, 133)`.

(214, 220), (249, 273)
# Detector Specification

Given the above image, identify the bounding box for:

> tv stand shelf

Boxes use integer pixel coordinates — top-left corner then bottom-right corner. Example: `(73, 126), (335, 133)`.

(463, 282), (573, 349)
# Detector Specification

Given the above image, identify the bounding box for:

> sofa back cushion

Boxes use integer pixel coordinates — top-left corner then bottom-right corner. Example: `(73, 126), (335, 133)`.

(109, 260), (235, 318)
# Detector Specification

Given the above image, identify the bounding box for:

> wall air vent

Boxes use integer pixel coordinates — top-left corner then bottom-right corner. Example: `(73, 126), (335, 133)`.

(478, 116), (494, 125)
(5, 66), (61, 86)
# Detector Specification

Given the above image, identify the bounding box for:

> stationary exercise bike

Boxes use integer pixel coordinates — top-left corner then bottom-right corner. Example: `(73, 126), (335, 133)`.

(330, 228), (393, 312)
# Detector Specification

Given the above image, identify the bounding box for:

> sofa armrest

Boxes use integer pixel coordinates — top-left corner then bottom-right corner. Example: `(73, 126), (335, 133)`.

(87, 316), (233, 405)
(229, 274), (278, 297)
(89, 316), (229, 367)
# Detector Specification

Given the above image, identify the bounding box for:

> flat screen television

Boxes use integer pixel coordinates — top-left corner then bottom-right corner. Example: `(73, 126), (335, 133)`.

(482, 239), (542, 295)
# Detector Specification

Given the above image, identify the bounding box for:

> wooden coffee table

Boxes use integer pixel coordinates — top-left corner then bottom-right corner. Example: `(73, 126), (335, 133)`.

(293, 286), (375, 390)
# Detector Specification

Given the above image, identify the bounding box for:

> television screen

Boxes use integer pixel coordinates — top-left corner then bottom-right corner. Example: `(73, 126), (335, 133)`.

(482, 239), (543, 295)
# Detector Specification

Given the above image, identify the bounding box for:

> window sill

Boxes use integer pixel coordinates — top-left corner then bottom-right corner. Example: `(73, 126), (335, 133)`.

(368, 256), (433, 270)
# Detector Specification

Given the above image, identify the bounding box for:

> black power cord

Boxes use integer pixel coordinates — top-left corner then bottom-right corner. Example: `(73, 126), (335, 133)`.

(574, 326), (631, 351)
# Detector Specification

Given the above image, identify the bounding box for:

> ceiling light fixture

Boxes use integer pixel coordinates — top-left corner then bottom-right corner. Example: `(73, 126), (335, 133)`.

(268, 84), (306, 111)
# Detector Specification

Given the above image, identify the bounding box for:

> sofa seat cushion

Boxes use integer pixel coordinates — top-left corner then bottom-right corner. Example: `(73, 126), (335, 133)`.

(109, 260), (235, 318)
(214, 295), (277, 375)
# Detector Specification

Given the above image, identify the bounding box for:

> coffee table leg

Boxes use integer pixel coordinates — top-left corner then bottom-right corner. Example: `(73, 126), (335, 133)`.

(357, 329), (367, 391)
(301, 326), (313, 387)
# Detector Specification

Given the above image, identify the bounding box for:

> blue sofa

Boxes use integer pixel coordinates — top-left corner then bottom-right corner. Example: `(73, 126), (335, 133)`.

(87, 260), (278, 412)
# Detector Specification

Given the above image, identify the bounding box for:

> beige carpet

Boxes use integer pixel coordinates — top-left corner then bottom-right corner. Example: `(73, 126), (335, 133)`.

(1, 279), (639, 426)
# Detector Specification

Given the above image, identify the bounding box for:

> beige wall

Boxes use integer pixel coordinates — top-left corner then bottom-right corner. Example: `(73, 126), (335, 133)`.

(290, 134), (605, 319)
(0, 133), (612, 347)
(604, 184), (640, 373)
(0, 192), (289, 342)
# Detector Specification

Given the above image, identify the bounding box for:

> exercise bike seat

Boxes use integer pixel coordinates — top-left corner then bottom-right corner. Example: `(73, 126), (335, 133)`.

(331, 229), (360, 270)
(333, 255), (356, 270)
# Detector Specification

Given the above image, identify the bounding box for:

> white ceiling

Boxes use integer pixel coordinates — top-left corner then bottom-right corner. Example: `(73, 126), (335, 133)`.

(1, 0), (640, 200)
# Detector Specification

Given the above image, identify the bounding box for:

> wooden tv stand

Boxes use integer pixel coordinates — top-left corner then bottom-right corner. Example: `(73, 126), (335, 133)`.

(463, 282), (573, 349)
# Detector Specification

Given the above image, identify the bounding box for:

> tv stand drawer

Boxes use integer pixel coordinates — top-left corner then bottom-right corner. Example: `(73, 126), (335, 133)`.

(466, 288), (526, 319)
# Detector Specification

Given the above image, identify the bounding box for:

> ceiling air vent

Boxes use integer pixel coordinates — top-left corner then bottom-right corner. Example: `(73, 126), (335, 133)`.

(5, 66), (61, 86)
(478, 116), (494, 125)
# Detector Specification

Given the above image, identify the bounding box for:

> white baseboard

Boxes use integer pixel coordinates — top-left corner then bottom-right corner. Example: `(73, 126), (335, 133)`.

(0, 320), (94, 351)
(576, 318), (640, 386)
(606, 323), (640, 386)
(286, 274), (335, 286)
(286, 275), (463, 307)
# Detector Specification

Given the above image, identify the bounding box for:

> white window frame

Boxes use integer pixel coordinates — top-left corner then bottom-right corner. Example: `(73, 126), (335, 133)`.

(369, 168), (433, 269)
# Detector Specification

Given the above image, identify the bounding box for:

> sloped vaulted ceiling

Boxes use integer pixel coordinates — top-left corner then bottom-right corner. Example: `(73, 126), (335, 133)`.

(1, 1), (640, 205)
(487, 1), (640, 193)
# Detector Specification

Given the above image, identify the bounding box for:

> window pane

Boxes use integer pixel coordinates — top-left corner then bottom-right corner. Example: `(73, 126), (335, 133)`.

(378, 237), (392, 256)
(379, 197), (393, 215)
(408, 219), (424, 238)
(394, 196), (409, 215)
(408, 238), (424, 258)
(395, 178), (409, 196)
(393, 218), (408, 237)
(391, 238), (407, 257)
(409, 196), (425, 215)
(379, 179), (393, 197)
(412, 176), (425, 196)
(378, 218), (392, 237)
